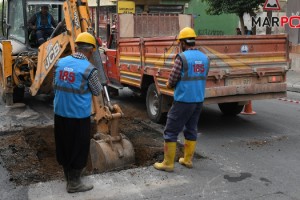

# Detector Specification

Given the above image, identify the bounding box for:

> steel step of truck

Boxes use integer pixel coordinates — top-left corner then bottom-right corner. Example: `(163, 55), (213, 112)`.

(108, 82), (124, 89)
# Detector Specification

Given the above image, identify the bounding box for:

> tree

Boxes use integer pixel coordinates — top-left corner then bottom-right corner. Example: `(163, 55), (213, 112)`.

(202, 0), (265, 35)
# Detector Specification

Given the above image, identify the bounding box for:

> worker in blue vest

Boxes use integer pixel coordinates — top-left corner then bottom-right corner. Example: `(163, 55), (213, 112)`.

(28, 5), (57, 45)
(54, 32), (102, 193)
(153, 27), (210, 172)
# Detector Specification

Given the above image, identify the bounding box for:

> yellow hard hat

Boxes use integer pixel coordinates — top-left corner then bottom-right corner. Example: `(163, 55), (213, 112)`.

(75, 32), (96, 48)
(178, 27), (196, 40)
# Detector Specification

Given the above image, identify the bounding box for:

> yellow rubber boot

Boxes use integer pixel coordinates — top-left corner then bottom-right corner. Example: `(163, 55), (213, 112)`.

(153, 142), (176, 172)
(179, 139), (196, 168)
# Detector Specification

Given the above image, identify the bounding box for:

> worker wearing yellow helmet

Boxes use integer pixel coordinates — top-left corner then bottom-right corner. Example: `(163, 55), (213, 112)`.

(53, 32), (102, 193)
(154, 27), (210, 172)
(75, 31), (97, 50)
(177, 26), (197, 42)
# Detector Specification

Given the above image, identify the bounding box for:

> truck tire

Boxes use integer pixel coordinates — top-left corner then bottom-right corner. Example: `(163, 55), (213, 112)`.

(146, 83), (167, 123)
(218, 102), (244, 116)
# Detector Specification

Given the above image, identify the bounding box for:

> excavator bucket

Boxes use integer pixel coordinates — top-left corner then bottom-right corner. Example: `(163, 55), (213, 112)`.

(89, 94), (135, 172)
(90, 135), (135, 172)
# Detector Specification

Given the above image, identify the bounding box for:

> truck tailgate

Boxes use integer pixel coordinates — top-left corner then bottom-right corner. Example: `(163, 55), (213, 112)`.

(198, 35), (290, 103)
(117, 34), (290, 104)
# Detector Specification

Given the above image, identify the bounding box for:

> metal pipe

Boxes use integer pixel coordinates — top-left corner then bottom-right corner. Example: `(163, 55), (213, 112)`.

(103, 85), (113, 111)
(96, 0), (100, 38)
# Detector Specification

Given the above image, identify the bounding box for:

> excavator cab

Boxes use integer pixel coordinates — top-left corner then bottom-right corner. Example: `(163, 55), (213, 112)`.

(27, 2), (64, 48)
(0, 0), (66, 103)
(1, 0), (64, 50)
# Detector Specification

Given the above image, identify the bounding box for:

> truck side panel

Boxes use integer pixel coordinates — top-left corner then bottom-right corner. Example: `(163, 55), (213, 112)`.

(118, 38), (143, 88)
(199, 35), (289, 104)
(115, 34), (290, 104)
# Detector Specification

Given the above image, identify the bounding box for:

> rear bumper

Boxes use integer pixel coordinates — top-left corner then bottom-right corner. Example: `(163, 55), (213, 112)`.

(204, 83), (287, 104)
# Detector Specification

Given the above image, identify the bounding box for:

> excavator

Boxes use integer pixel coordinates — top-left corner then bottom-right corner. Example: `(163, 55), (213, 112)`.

(0, 0), (135, 172)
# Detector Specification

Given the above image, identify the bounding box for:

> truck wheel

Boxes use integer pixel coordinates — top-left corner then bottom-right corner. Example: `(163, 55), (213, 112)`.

(146, 83), (167, 123)
(218, 102), (244, 116)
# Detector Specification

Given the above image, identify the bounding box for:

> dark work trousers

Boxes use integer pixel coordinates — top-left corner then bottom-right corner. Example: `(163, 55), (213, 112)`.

(36, 28), (53, 45)
(164, 101), (203, 142)
(54, 114), (91, 170)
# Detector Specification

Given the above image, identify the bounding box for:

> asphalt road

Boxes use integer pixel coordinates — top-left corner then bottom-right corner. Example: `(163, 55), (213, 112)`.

(1, 91), (300, 200)
(193, 93), (300, 200)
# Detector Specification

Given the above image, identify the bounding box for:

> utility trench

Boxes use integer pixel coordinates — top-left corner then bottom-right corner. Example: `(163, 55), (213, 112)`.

(0, 106), (187, 186)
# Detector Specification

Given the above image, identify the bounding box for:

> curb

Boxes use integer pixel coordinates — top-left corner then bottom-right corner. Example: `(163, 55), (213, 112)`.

(278, 98), (300, 104)
(287, 83), (300, 93)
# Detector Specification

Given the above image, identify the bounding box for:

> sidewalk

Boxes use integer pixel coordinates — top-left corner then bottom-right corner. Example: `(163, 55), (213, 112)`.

(287, 53), (300, 93)
(287, 70), (300, 93)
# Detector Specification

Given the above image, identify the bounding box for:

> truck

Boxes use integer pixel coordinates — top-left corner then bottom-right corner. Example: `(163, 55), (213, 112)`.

(0, 0), (134, 172)
(100, 13), (291, 123)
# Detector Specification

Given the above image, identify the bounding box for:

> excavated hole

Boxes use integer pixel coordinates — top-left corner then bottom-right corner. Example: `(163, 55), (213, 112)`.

(0, 117), (192, 186)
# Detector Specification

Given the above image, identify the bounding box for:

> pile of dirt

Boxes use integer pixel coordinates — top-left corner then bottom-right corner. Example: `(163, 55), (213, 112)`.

(0, 117), (184, 186)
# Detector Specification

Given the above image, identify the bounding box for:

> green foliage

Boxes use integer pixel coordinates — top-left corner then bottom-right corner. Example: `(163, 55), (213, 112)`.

(202, 0), (266, 34)
(202, 0), (265, 17)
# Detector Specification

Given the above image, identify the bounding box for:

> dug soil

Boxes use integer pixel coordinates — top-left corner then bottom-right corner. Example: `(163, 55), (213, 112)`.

(0, 116), (184, 186)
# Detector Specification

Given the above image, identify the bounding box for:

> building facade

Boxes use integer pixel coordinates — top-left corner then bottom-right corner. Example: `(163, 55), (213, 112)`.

(88, 0), (239, 42)
(286, 0), (300, 45)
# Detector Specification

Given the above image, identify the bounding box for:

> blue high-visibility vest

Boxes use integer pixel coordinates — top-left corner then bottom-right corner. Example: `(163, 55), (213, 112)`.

(36, 13), (52, 30)
(54, 56), (95, 118)
(174, 50), (209, 103)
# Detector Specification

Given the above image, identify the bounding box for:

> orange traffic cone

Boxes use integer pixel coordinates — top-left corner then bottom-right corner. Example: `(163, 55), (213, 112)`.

(241, 101), (256, 115)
